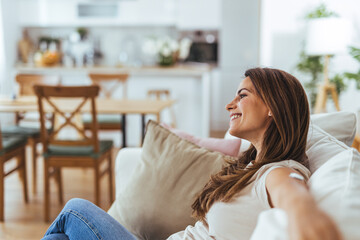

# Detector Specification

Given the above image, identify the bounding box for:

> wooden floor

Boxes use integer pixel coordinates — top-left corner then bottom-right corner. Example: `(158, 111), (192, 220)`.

(0, 146), (119, 240)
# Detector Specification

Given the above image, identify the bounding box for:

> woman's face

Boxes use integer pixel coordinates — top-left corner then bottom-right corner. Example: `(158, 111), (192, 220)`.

(225, 77), (271, 143)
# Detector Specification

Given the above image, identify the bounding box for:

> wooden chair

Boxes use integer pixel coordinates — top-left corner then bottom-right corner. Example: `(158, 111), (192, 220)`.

(84, 73), (129, 131)
(2, 74), (60, 195)
(147, 89), (177, 128)
(0, 127), (28, 221)
(15, 74), (60, 124)
(33, 85), (113, 222)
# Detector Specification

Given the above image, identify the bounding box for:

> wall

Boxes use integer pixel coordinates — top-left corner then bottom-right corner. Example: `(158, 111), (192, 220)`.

(0, 0), (18, 95)
(213, 0), (260, 131)
(260, 0), (360, 114)
(0, 0), (19, 125)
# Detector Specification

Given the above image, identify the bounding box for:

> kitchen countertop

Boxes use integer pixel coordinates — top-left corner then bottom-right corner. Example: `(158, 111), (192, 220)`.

(15, 63), (216, 77)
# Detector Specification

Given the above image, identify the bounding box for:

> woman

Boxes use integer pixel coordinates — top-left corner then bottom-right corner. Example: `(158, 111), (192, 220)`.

(42, 68), (342, 240)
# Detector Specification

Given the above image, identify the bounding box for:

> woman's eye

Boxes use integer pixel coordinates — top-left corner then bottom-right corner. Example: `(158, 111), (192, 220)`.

(239, 94), (247, 99)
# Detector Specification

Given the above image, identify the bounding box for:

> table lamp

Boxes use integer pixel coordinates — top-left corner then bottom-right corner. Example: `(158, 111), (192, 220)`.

(305, 17), (351, 113)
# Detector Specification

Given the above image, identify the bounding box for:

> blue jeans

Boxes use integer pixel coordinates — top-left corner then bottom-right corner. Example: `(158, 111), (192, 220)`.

(42, 198), (137, 240)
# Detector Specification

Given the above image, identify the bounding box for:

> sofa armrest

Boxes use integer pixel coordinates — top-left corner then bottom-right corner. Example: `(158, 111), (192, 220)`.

(114, 147), (142, 197)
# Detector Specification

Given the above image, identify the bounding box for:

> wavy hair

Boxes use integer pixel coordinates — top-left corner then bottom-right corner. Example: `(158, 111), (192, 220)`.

(191, 67), (310, 222)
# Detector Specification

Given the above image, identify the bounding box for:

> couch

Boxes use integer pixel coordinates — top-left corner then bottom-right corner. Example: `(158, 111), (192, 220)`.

(108, 111), (360, 240)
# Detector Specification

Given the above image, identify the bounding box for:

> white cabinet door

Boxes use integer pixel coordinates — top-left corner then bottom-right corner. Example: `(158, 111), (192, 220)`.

(18, 0), (176, 27)
(117, 0), (176, 26)
(176, 0), (221, 30)
(18, 0), (77, 26)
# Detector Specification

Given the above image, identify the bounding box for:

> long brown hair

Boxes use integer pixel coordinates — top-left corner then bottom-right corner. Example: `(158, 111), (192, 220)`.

(192, 67), (310, 222)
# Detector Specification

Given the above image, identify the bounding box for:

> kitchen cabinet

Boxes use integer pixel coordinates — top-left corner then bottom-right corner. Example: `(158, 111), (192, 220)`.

(17, 0), (220, 29)
(17, 0), (177, 27)
(176, 0), (221, 30)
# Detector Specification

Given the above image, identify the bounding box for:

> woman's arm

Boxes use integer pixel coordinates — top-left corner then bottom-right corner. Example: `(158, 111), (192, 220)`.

(265, 167), (343, 240)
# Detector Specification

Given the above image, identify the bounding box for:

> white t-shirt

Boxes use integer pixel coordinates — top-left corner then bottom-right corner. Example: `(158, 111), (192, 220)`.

(167, 160), (311, 240)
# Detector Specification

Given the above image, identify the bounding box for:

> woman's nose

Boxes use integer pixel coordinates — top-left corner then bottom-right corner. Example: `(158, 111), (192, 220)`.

(225, 100), (236, 111)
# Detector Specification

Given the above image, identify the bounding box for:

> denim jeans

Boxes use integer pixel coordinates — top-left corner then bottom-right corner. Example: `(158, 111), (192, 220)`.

(42, 198), (137, 240)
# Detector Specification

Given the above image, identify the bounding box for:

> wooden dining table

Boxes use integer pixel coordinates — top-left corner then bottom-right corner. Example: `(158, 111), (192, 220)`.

(0, 96), (175, 147)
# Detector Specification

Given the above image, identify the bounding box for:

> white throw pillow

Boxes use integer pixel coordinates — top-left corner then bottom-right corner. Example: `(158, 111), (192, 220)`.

(306, 124), (349, 173)
(309, 148), (360, 240)
(310, 111), (357, 146)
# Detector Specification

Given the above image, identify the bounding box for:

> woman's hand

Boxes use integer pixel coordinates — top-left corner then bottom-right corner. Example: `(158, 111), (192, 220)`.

(288, 202), (343, 240)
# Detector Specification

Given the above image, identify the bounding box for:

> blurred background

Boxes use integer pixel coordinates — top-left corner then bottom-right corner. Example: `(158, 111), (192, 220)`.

(1, 0), (360, 141)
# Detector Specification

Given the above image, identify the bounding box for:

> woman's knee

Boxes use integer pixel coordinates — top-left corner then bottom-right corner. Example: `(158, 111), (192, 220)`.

(62, 198), (94, 212)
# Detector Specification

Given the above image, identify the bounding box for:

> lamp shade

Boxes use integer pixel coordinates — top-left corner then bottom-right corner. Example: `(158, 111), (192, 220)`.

(305, 17), (352, 56)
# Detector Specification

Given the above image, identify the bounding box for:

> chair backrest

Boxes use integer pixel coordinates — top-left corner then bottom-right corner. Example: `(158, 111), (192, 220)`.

(33, 85), (100, 153)
(88, 73), (128, 99)
(16, 74), (61, 96)
(147, 89), (171, 100)
(147, 89), (177, 127)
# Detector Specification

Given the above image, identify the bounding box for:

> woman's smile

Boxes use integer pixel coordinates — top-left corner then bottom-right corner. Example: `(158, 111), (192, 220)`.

(230, 113), (242, 121)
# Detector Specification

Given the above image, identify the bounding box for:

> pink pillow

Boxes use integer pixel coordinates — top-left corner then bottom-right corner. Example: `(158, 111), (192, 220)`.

(160, 123), (242, 157)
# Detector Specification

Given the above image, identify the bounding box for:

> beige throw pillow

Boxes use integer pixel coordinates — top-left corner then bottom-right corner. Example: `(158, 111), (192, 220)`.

(113, 120), (234, 240)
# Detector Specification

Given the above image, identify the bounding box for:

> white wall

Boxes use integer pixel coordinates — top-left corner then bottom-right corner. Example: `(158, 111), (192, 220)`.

(0, 0), (18, 96)
(214, 0), (260, 131)
(176, 0), (221, 29)
(0, 0), (19, 125)
(260, 0), (360, 114)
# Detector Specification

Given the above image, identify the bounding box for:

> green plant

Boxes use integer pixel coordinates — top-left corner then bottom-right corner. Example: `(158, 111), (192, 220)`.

(296, 51), (323, 107)
(77, 27), (88, 40)
(330, 73), (347, 95)
(306, 3), (339, 19)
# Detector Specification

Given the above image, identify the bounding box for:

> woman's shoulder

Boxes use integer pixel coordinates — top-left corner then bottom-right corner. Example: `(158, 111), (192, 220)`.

(254, 160), (311, 181)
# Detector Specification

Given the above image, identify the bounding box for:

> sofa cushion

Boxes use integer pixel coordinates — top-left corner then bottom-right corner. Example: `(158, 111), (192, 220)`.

(111, 120), (234, 240)
(309, 148), (360, 240)
(310, 111), (356, 147)
(306, 124), (349, 173)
